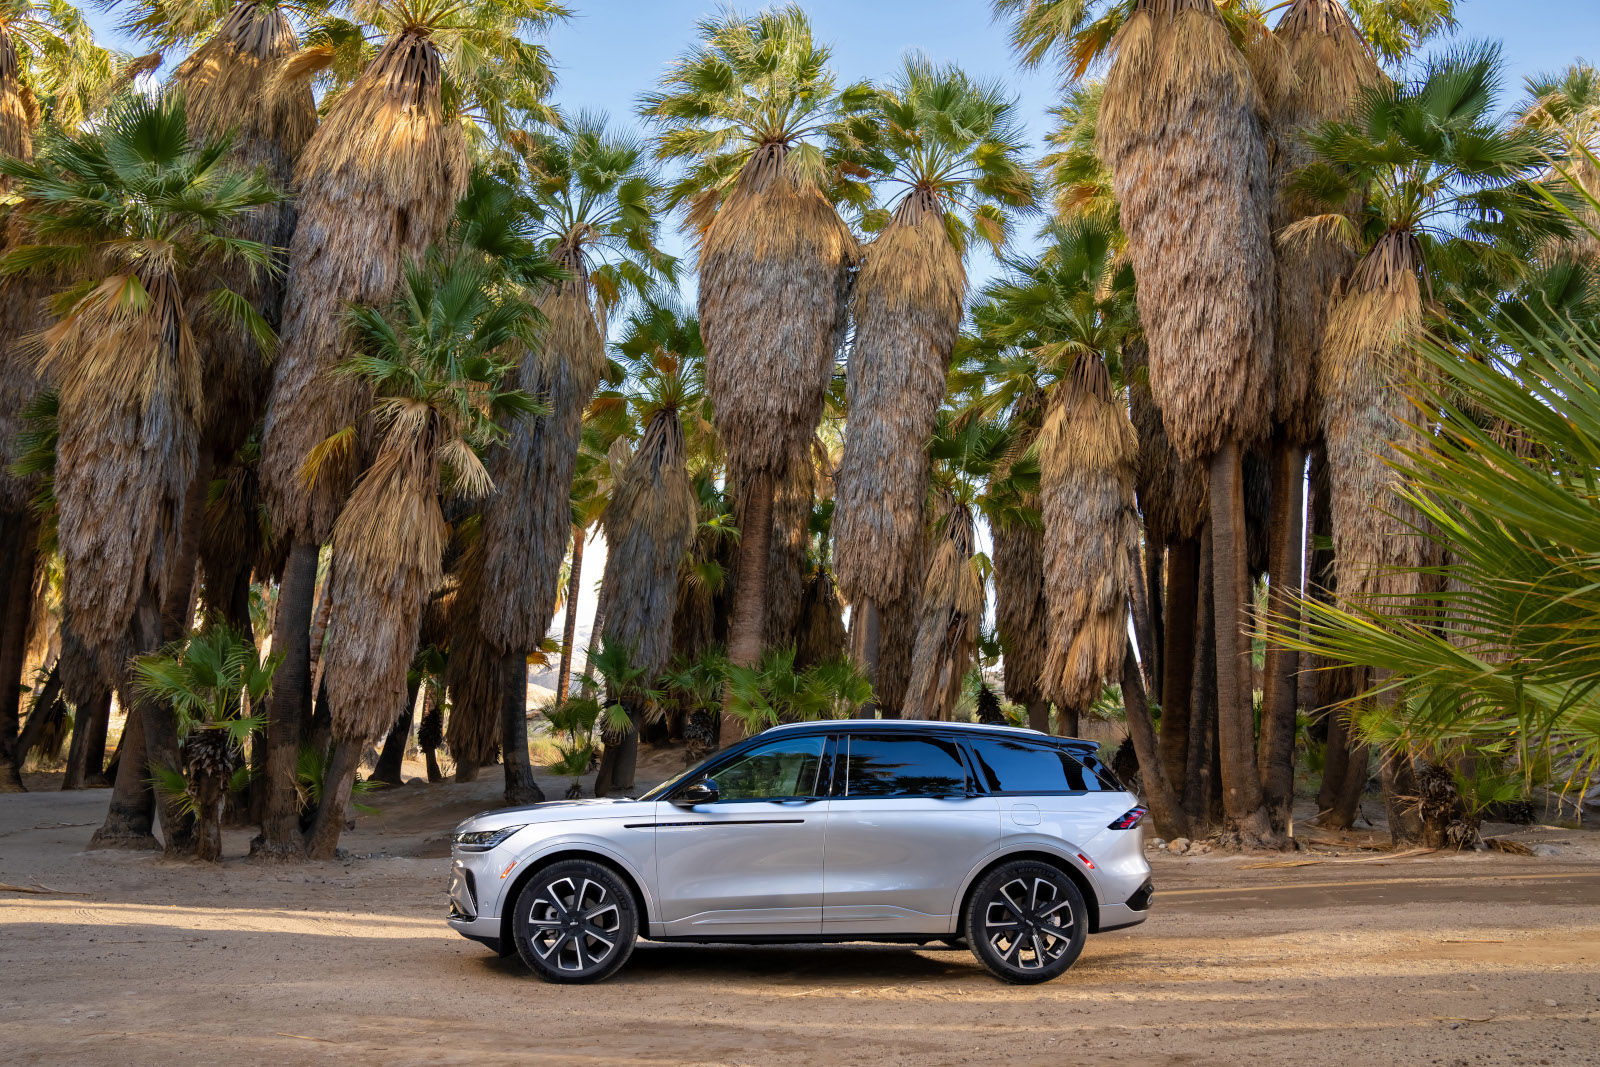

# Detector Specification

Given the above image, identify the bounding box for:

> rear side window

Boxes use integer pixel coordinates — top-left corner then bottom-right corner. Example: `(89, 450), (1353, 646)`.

(842, 735), (970, 797)
(967, 737), (1095, 794)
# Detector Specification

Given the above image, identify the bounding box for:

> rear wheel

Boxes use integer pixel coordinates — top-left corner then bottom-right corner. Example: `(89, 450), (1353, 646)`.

(963, 860), (1088, 984)
(512, 859), (638, 983)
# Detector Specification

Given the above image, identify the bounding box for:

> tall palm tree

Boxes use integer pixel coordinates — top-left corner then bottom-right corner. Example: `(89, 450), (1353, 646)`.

(449, 118), (671, 803)
(641, 5), (873, 746)
(902, 493), (982, 721)
(256, 0), (561, 854)
(591, 383), (696, 794)
(1038, 353), (1137, 736)
(308, 254), (533, 857)
(1295, 41), (1562, 844)
(1257, 0), (1382, 835)
(1094, 0), (1279, 848)
(0, 94), (280, 848)
(0, 0), (116, 793)
(832, 56), (1035, 700)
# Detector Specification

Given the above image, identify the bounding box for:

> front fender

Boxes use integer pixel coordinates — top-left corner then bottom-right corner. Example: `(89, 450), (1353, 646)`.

(485, 832), (658, 924)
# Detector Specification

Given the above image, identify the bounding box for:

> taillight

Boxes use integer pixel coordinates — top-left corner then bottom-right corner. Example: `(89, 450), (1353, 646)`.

(1108, 806), (1146, 830)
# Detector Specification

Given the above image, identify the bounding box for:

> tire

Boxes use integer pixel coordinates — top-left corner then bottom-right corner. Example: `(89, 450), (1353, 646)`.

(963, 860), (1088, 984)
(512, 859), (639, 983)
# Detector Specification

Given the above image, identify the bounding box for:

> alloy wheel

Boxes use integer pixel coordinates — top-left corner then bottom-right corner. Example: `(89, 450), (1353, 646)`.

(981, 875), (1075, 972)
(525, 875), (623, 974)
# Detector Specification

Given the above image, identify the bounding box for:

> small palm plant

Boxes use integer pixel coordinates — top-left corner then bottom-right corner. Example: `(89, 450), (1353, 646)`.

(722, 648), (872, 737)
(133, 622), (281, 862)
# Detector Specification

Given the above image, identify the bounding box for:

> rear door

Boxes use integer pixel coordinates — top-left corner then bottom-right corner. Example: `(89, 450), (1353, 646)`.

(821, 732), (1000, 935)
(964, 734), (1126, 849)
(652, 733), (831, 936)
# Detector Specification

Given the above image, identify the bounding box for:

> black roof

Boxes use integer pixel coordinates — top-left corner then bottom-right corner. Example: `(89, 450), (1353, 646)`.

(764, 718), (1099, 751)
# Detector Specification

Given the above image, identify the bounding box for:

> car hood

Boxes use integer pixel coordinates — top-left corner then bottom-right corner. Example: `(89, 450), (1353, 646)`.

(454, 797), (656, 836)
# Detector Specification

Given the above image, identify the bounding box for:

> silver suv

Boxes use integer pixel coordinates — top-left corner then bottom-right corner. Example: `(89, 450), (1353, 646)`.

(447, 719), (1152, 984)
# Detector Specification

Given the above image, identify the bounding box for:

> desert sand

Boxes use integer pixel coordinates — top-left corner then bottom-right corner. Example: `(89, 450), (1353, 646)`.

(2, 757), (1597, 1066)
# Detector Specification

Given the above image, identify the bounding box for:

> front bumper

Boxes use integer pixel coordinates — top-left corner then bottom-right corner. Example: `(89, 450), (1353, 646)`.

(448, 858), (506, 951)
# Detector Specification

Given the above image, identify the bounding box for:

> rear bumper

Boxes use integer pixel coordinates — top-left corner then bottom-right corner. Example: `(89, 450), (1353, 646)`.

(1096, 879), (1153, 932)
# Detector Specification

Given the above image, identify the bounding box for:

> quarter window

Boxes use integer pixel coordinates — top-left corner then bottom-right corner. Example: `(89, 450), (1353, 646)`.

(967, 737), (1093, 794)
(842, 735), (970, 797)
(707, 736), (827, 801)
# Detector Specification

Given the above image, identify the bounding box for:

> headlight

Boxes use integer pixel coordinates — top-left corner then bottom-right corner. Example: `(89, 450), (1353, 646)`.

(453, 825), (526, 852)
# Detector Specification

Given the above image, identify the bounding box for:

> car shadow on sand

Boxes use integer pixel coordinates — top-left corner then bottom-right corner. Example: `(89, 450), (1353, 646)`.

(473, 938), (1135, 986)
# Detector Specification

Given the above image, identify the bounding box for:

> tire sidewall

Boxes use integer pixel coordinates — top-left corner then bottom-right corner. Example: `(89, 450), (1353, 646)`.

(512, 859), (639, 984)
(963, 861), (1088, 984)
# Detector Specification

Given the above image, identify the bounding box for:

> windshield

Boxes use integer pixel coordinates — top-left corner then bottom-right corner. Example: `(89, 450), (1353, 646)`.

(637, 749), (720, 801)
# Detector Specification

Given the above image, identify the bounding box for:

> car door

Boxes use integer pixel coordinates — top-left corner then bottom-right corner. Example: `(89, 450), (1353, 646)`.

(652, 733), (832, 937)
(822, 732), (1000, 935)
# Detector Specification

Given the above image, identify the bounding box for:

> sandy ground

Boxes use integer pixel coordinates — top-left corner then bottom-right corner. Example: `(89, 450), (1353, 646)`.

(2, 753), (1598, 1067)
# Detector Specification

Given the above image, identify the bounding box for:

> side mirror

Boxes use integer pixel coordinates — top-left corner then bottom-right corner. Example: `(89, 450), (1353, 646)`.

(675, 778), (719, 806)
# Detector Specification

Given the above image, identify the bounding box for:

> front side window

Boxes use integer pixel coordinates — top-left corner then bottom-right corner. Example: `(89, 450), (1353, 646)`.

(705, 736), (827, 801)
(967, 737), (1092, 794)
(842, 735), (970, 798)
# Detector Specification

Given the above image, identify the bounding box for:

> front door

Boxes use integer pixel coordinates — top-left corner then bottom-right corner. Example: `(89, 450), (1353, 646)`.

(652, 733), (831, 936)
(823, 732), (1000, 935)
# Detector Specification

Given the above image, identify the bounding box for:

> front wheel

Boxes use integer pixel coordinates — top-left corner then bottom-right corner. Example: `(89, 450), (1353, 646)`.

(512, 859), (639, 983)
(963, 861), (1088, 984)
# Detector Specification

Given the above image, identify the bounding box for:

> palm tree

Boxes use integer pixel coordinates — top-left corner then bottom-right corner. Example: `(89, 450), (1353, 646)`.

(256, 0), (562, 854)
(1038, 353), (1137, 736)
(1295, 41), (1563, 844)
(1094, 0), (1279, 848)
(0, 93), (280, 848)
(832, 56), (1035, 701)
(307, 254), (534, 858)
(1257, 0), (1382, 835)
(0, 0), (117, 793)
(1518, 61), (1600, 261)
(902, 494), (983, 720)
(449, 118), (671, 803)
(591, 390), (696, 794)
(641, 5), (872, 746)
(133, 622), (279, 861)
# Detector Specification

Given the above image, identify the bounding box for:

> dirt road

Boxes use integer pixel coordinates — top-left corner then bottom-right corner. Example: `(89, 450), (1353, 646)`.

(2, 774), (1597, 1066)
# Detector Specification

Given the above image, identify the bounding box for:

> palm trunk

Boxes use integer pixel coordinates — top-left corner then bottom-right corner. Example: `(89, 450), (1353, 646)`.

(1182, 527), (1218, 829)
(193, 767), (226, 863)
(1120, 643), (1189, 839)
(500, 651), (543, 805)
(1127, 541), (1157, 694)
(305, 575), (334, 730)
(0, 512), (38, 792)
(1026, 699), (1049, 733)
(256, 538), (318, 859)
(857, 598), (881, 714)
(14, 662), (61, 769)
(63, 688), (110, 790)
(1058, 702), (1082, 739)
(1158, 536), (1199, 789)
(1259, 437), (1306, 836)
(1379, 746), (1425, 847)
(1209, 441), (1277, 846)
(88, 699), (158, 849)
(372, 675), (419, 787)
(1143, 537), (1165, 704)
(303, 736), (361, 860)
(719, 469), (774, 748)
(1318, 706), (1350, 816)
(161, 452), (213, 640)
(130, 600), (193, 856)
(418, 687), (442, 784)
(556, 527), (585, 703)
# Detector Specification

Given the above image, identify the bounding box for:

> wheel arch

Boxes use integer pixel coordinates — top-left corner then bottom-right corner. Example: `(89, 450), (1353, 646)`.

(499, 847), (653, 950)
(957, 849), (1102, 935)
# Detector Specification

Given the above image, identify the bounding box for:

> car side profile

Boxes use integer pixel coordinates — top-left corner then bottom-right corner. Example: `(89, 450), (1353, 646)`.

(447, 719), (1152, 984)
